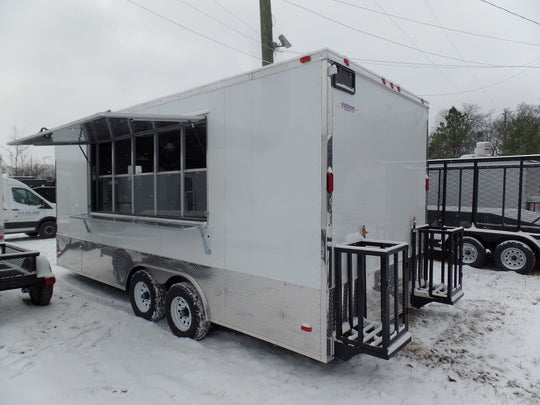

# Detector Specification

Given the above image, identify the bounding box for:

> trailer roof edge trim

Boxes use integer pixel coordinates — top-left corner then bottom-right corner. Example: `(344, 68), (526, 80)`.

(9, 112), (207, 146)
(120, 49), (428, 115)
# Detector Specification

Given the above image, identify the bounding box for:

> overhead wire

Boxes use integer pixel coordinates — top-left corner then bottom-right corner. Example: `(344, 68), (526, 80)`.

(282, 0), (504, 66)
(212, 0), (260, 35)
(175, 0), (260, 44)
(126, 0), (268, 64)
(333, 0), (540, 47)
(422, 0), (496, 106)
(174, 0), (279, 59)
(420, 57), (540, 96)
(372, 0), (473, 103)
(479, 0), (540, 26)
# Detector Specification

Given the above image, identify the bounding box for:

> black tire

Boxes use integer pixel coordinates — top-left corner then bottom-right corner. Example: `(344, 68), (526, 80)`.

(462, 236), (486, 267)
(129, 269), (166, 321)
(29, 281), (54, 306)
(38, 220), (57, 238)
(493, 240), (536, 274)
(165, 282), (210, 341)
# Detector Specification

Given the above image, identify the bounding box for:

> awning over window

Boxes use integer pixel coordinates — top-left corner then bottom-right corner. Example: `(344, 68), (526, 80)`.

(9, 112), (207, 146)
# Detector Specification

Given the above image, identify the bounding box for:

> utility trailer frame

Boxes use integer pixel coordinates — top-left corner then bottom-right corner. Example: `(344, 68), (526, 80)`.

(428, 155), (540, 273)
(13, 49), (462, 362)
(0, 163), (56, 304)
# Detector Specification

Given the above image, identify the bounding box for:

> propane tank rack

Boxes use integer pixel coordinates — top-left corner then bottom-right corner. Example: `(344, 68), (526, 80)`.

(333, 240), (411, 360)
(410, 225), (464, 308)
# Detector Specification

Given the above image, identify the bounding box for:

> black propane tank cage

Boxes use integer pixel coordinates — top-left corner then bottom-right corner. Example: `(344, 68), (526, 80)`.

(410, 225), (464, 308)
(332, 240), (411, 360)
(332, 225), (464, 360)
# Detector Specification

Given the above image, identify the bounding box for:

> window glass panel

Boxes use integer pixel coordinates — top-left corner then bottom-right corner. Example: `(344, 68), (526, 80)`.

(135, 135), (154, 173)
(134, 175), (154, 215)
(98, 178), (112, 212)
(185, 125), (206, 169)
(98, 142), (112, 175)
(115, 177), (132, 214)
(184, 171), (207, 218)
(115, 139), (131, 175)
(157, 173), (181, 217)
(109, 118), (130, 137)
(25, 190), (42, 206)
(131, 120), (153, 133)
(12, 188), (41, 205)
(158, 130), (181, 172)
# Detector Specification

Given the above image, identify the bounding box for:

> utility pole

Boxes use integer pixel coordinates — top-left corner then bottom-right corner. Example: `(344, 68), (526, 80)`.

(259, 0), (274, 66)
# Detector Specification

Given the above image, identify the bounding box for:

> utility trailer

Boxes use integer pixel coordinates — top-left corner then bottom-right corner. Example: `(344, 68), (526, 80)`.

(12, 49), (463, 362)
(428, 154), (540, 274)
(0, 164), (56, 305)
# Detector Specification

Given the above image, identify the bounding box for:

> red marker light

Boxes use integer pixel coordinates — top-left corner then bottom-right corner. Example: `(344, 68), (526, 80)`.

(396, 86), (401, 92)
(45, 277), (56, 286)
(344, 58), (350, 66)
(327, 172), (334, 193)
(426, 177), (430, 191)
(300, 55), (311, 63)
(381, 78), (386, 85)
(301, 324), (312, 332)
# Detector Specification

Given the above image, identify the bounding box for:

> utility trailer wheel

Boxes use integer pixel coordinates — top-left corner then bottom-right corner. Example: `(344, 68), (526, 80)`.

(38, 220), (57, 238)
(29, 281), (54, 306)
(494, 240), (536, 274)
(462, 237), (486, 267)
(129, 269), (166, 321)
(165, 282), (210, 341)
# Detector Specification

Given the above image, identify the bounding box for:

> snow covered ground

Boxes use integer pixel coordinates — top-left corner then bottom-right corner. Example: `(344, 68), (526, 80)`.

(1, 235), (539, 405)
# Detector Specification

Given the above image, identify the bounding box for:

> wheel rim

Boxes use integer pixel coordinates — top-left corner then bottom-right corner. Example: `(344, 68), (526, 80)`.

(134, 281), (152, 312)
(500, 247), (525, 270)
(170, 296), (192, 332)
(462, 242), (478, 264)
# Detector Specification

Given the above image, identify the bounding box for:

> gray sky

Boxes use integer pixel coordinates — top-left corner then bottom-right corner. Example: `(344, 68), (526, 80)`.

(1, 0), (538, 161)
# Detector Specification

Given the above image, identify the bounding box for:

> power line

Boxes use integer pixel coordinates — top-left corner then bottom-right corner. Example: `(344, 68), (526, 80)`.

(420, 57), (540, 96)
(282, 0), (504, 66)
(333, 0), (540, 47)
(372, 0), (472, 102)
(422, 0), (495, 106)
(479, 0), (540, 26)
(212, 0), (260, 35)
(175, 0), (259, 44)
(349, 59), (540, 69)
(126, 0), (266, 63)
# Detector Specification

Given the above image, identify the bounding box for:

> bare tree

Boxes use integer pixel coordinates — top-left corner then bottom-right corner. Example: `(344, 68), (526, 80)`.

(3, 127), (55, 180)
(4, 127), (31, 175)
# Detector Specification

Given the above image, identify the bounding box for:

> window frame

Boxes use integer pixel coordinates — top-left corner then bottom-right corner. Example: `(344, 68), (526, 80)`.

(90, 120), (207, 223)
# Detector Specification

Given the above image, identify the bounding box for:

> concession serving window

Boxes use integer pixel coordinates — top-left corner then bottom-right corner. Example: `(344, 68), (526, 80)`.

(12, 112), (208, 221)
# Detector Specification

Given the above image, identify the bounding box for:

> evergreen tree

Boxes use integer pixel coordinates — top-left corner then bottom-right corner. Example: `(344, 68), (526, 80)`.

(428, 106), (477, 158)
(498, 103), (540, 155)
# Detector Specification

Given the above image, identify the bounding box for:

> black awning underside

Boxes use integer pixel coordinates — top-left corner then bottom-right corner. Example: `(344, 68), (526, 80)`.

(9, 112), (207, 146)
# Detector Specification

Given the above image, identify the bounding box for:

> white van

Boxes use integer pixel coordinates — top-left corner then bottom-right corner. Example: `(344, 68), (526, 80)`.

(3, 175), (57, 237)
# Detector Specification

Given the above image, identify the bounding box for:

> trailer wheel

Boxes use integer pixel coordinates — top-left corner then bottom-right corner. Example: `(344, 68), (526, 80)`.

(38, 220), (57, 238)
(494, 240), (536, 274)
(129, 270), (165, 321)
(165, 282), (210, 341)
(462, 237), (486, 267)
(29, 281), (54, 306)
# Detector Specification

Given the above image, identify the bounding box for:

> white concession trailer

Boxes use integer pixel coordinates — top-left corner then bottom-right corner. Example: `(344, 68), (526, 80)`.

(13, 49), (463, 362)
